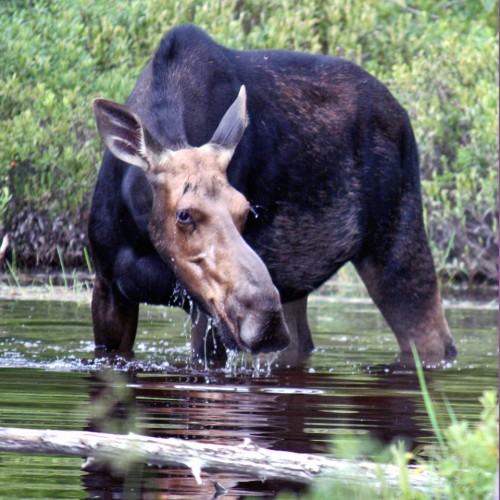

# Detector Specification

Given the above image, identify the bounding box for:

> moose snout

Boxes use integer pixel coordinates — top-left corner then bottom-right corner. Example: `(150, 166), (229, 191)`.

(229, 279), (290, 354)
(238, 306), (290, 354)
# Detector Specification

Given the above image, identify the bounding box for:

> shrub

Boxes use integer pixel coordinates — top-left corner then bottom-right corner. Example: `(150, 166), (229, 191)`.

(0, 0), (497, 280)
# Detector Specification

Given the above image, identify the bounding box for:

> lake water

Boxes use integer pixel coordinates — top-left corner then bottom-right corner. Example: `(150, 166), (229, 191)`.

(0, 284), (497, 498)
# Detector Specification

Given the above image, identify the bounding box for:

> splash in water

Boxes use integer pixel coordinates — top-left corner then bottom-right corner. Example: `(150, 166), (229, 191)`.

(223, 350), (279, 377)
(252, 352), (279, 377)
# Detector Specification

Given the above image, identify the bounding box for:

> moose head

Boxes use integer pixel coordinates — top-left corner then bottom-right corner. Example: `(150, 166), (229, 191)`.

(93, 87), (290, 355)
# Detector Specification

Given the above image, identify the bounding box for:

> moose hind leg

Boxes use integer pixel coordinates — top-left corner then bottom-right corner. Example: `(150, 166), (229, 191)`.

(353, 203), (456, 363)
(92, 275), (139, 353)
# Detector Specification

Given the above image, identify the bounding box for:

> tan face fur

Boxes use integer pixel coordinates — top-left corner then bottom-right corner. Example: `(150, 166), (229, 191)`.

(93, 88), (290, 353)
(149, 147), (250, 331)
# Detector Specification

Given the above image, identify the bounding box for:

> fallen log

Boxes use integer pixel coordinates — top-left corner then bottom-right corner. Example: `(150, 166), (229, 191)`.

(0, 426), (441, 492)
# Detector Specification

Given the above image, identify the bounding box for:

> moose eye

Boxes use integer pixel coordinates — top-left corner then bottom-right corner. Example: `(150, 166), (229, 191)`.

(176, 210), (193, 225)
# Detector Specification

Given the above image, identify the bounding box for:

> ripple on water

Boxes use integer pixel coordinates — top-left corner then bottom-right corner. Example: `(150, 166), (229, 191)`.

(0, 295), (497, 498)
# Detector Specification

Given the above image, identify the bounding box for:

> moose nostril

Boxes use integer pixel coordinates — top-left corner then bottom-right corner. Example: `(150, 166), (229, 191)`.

(252, 325), (290, 354)
(239, 310), (290, 354)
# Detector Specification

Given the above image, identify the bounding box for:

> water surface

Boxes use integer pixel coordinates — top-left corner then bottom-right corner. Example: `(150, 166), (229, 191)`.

(0, 288), (497, 498)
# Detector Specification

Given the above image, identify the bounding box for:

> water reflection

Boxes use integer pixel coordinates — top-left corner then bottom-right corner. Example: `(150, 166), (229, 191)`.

(0, 295), (497, 498)
(80, 367), (431, 497)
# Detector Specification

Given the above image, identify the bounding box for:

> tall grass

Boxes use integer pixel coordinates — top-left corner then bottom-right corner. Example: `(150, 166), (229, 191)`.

(410, 343), (446, 451)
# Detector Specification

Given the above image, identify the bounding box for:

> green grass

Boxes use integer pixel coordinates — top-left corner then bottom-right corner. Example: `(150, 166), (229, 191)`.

(5, 260), (20, 287)
(0, 0), (497, 280)
(411, 344), (446, 452)
(83, 247), (93, 275)
(56, 246), (68, 289)
(278, 350), (499, 499)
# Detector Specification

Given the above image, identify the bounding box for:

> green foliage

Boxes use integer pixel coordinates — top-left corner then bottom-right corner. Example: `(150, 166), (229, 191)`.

(87, 370), (147, 486)
(0, 184), (11, 221)
(89, 370), (142, 436)
(438, 391), (499, 499)
(0, 0), (497, 278)
(411, 344), (446, 451)
(279, 390), (498, 499)
(281, 340), (498, 498)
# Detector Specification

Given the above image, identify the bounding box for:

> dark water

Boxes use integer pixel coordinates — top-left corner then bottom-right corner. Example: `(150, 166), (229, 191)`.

(0, 291), (497, 499)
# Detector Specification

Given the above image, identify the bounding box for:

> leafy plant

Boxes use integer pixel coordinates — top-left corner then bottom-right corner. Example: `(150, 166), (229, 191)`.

(0, 0), (497, 278)
(0, 185), (11, 221)
(278, 382), (498, 499)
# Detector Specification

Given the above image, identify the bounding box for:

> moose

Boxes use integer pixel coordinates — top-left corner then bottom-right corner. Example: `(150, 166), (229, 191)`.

(89, 24), (456, 366)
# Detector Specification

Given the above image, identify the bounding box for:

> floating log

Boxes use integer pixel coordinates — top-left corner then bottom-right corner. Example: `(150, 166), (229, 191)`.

(0, 426), (441, 492)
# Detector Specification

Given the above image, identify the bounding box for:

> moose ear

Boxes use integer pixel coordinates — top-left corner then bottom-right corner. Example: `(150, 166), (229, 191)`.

(209, 85), (248, 159)
(93, 98), (163, 170)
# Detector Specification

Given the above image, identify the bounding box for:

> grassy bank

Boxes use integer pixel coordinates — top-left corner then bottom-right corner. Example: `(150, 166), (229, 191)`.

(0, 0), (498, 282)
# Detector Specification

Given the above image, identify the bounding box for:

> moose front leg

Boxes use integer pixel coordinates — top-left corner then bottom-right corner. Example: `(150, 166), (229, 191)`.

(92, 275), (139, 353)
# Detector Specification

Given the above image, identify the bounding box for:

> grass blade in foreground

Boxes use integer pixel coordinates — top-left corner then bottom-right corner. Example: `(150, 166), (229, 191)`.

(410, 342), (446, 451)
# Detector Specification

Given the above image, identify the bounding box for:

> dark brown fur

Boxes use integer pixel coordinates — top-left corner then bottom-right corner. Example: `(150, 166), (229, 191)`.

(89, 25), (456, 365)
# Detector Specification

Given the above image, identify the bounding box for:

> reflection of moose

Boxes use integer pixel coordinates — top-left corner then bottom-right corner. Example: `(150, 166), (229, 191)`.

(83, 369), (431, 497)
(89, 24), (456, 365)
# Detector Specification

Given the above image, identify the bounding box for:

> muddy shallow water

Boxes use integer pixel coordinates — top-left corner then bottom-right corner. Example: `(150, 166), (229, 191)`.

(0, 285), (497, 499)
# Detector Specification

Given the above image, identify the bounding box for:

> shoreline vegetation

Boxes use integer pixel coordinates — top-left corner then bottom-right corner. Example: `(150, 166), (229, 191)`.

(0, 0), (498, 284)
(1, 269), (498, 305)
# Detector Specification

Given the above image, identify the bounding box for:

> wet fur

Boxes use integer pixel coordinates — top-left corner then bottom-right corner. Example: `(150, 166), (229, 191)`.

(89, 25), (455, 360)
